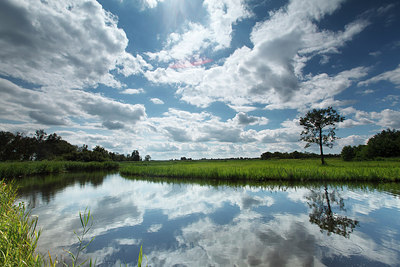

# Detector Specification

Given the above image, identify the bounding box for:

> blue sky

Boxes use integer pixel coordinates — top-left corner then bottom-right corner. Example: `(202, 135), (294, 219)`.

(0, 0), (399, 159)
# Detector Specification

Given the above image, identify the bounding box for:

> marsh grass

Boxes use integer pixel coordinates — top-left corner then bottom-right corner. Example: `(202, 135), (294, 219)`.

(0, 161), (119, 179)
(0, 180), (42, 266)
(120, 159), (400, 182)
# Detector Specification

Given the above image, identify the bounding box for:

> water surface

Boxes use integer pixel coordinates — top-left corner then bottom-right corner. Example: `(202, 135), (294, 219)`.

(18, 173), (400, 266)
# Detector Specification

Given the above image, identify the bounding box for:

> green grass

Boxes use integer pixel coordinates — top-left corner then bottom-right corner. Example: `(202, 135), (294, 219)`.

(120, 158), (400, 182)
(0, 180), (43, 266)
(0, 161), (119, 179)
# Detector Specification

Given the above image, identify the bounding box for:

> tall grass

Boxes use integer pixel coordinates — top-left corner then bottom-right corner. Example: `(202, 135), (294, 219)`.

(0, 180), (43, 266)
(120, 159), (400, 182)
(0, 161), (119, 179)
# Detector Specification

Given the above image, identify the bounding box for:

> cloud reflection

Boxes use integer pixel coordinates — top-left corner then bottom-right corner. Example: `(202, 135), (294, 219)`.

(20, 174), (400, 266)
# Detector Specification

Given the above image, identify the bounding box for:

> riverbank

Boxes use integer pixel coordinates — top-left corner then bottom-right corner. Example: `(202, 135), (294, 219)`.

(0, 161), (119, 179)
(120, 158), (400, 182)
(0, 180), (43, 266)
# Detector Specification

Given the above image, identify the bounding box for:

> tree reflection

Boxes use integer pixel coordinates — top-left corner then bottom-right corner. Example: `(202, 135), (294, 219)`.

(306, 186), (359, 238)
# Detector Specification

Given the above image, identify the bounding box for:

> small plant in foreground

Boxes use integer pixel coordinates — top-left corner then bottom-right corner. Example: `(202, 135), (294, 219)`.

(0, 179), (43, 266)
(64, 208), (95, 267)
(137, 244), (148, 267)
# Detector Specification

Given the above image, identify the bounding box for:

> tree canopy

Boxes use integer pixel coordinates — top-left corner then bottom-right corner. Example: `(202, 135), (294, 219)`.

(0, 130), (145, 162)
(341, 129), (400, 161)
(300, 107), (344, 165)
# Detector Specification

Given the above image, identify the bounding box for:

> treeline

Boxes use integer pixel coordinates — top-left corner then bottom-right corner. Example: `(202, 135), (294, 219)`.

(341, 129), (400, 161)
(261, 151), (338, 160)
(0, 130), (146, 162)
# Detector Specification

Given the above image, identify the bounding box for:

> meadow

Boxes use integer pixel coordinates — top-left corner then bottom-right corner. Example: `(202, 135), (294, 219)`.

(120, 158), (400, 182)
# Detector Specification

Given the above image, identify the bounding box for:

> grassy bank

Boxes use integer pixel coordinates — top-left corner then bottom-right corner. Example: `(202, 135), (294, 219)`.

(120, 158), (400, 182)
(0, 180), (42, 266)
(0, 161), (119, 179)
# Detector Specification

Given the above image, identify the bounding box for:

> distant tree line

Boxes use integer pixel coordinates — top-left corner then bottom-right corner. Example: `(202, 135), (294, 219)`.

(0, 130), (148, 162)
(260, 151), (338, 160)
(341, 129), (400, 161)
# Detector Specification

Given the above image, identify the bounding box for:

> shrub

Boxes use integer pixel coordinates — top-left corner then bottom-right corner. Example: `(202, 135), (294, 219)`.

(341, 146), (355, 161)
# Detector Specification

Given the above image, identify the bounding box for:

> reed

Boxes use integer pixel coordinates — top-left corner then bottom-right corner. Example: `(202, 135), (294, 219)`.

(119, 159), (400, 182)
(0, 180), (43, 266)
(0, 161), (119, 179)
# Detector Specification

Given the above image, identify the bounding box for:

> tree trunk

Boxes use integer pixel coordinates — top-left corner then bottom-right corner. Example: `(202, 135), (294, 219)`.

(319, 127), (325, 165)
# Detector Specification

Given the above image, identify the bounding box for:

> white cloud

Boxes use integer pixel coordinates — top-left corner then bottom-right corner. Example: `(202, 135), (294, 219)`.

(145, 0), (250, 63)
(145, 0), (369, 110)
(0, 0), (149, 90)
(337, 135), (368, 149)
(339, 106), (400, 130)
(150, 98), (164, 104)
(141, 0), (165, 9)
(151, 108), (269, 144)
(371, 109), (400, 129)
(120, 88), (145, 95)
(358, 64), (400, 87)
(0, 78), (146, 130)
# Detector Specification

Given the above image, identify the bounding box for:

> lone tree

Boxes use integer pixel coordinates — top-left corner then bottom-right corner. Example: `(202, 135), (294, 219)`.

(300, 107), (344, 165)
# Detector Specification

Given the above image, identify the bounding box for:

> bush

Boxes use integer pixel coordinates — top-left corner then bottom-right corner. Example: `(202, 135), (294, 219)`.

(341, 146), (355, 161)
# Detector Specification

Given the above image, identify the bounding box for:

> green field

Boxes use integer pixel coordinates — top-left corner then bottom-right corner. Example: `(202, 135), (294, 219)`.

(120, 158), (400, 182)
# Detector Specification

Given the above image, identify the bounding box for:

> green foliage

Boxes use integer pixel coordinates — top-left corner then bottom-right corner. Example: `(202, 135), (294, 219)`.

(0, 130), (148, 163)
(300, 107), (345, 164)
(0, 161), (119, 179)
(0, 180), (43, 266)
(341, 146), (355, 161)
(137, 244), (148, 267)
(341, 129), (400, 161)
(64, 208), (95, 267)
(131, 150), (141, 161)
(366, 129), (400, 158)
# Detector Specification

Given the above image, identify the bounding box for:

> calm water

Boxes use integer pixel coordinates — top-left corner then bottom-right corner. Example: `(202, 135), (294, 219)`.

(18, 173), (400, 266)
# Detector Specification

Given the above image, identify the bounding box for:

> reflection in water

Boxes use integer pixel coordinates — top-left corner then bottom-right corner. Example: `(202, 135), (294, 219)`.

(17, 171), (111, 206)
(306, 186), (359, 238)
(17, 174), (400, 266)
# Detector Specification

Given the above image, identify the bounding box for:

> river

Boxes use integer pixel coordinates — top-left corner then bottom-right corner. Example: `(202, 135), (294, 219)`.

(17, 172), (400, 266)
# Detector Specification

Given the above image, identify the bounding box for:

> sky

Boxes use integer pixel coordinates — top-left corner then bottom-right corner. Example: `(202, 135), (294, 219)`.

(0, 0), (399, 160)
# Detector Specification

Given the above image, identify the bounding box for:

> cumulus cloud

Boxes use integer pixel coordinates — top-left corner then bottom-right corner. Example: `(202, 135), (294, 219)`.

(232, 112), (269, 126)
(145, 0), (369, 109)
(150, 98), (164, 104)
(371, 109), (400, 129)
(339, 106), (400, 130)
(151, 108), (269, 144)
(145, 0), (250, 63)
(0, 0), (149, 89)
(120, 88), (145, 95)
(0, 78), (146, 130)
